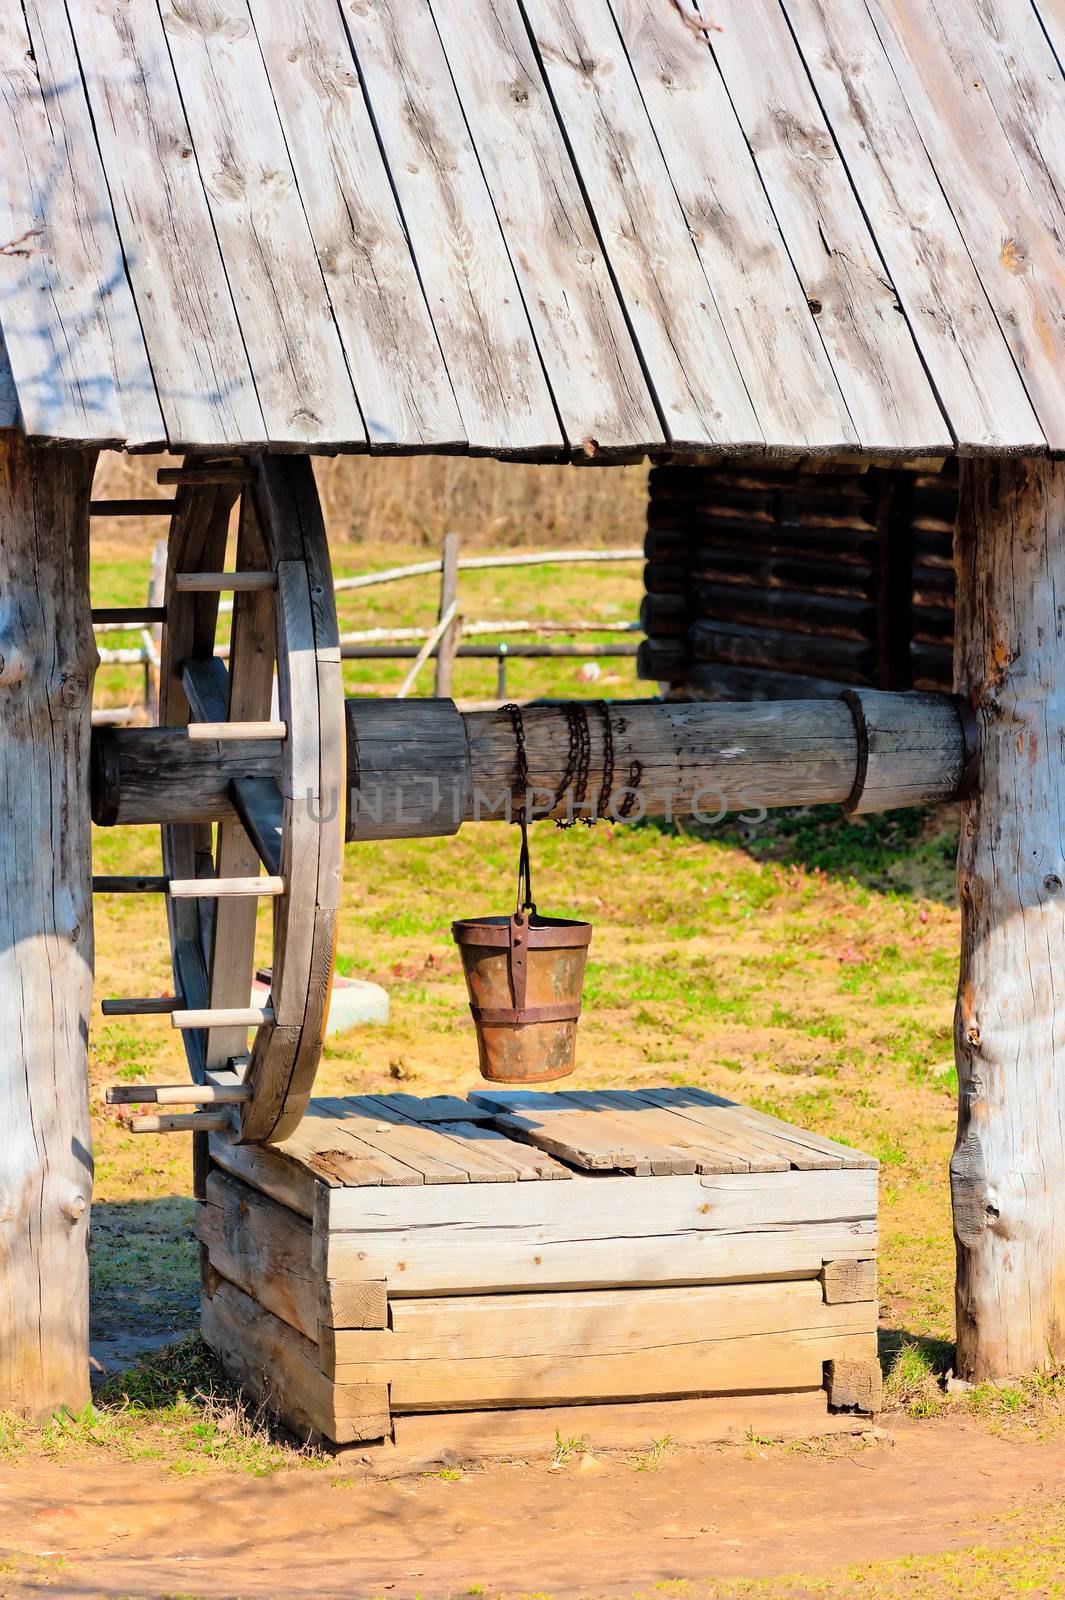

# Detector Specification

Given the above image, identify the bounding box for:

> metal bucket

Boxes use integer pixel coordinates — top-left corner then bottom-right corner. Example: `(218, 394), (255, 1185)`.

(452, 910), (592, 1083)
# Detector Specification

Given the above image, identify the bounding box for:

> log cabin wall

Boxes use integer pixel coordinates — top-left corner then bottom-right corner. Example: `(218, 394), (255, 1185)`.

(638, 464), (958, 702)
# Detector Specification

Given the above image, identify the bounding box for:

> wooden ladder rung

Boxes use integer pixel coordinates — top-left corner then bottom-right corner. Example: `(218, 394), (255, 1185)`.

(101, 997), (181, 1016)
(128, 1112), (233, 1134)
(106, 1082), (252, 1105)
(157, 466), (253, 487)
(167, 876), (285, 898)
(89, 499), (178, 516)
(91, 606), (167, 626)
(93, 875), (170, 894)
(174, 571), (277, 593)
(187, 721), (286, 742)
(95, 876), (283, 898)
(170, 1005), (274, 1030)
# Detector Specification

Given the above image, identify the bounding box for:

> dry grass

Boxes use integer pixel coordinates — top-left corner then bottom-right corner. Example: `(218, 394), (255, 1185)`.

(93, 449), (650, 549)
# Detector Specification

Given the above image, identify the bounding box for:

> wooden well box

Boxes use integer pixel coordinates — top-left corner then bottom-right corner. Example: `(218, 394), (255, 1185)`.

(199, 1088), (880, 1463)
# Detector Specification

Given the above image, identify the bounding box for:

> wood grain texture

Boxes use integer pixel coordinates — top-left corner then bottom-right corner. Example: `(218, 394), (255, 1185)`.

(952, 458), (1065, 1378)
(704, 0), (949, 456)
(343, 0), (561, 455)
(429, 0), (660, 455)
(64, 0), (266, 448)
(519, 0), (759, 452)
(202, 1275), (389, 1443)
(325, 1281), (876, 1406)
(0, 0), (163, 446)
(246, 0), (462, 451)
(779, 0), (1044, 454)
(158, 0), (363, 447)
(198, 1169), (319, 1341)
(866, 0), (1065, 450)
(608, 0), (856, 454)
(0, 436), (97, 1414)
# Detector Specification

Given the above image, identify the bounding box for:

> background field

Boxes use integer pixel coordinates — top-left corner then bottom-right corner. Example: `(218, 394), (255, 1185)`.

(86, 452), (961, 1393)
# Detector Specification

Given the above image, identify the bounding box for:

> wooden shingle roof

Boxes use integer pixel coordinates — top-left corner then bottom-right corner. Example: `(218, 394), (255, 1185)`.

(1, 0), (1064, 460)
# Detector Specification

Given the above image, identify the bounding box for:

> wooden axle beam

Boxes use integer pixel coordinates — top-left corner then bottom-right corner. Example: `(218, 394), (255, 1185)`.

(92, 690), (974, 840)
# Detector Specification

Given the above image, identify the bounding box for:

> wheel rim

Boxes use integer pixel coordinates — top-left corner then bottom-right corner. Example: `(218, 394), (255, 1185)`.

(158, 454), (343, 1143)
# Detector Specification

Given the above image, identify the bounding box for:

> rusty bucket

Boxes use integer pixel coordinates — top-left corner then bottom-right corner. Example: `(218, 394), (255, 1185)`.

(452, 909), (592, 1083)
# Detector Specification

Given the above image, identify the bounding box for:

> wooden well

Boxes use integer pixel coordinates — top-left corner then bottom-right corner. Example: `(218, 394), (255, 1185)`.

(198, 1087), (880, 1462)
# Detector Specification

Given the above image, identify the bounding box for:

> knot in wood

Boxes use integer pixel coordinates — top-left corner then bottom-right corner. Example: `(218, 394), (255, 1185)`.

(1044, 873), (1063, 896)
(0, 641), (27, 686)
(60, 1190), (88, 1224)
(966, 1024), (982, 1049)
(57, 670), (87, 711)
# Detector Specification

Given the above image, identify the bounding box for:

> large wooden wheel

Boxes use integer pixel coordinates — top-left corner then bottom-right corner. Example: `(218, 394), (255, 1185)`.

(158, 455), (343, 1144)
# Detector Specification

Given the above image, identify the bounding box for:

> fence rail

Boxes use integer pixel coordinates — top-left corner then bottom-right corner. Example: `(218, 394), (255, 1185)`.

(92, 539), (644, 721)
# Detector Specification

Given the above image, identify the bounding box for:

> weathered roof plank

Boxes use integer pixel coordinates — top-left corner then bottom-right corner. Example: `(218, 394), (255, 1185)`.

(2, 0), (1063, 458)
(244, 0), (463, 453)
(780, 0), (1045, 455)
(609, 0), (859, 455)
(705, 0), (952, 457)
(521, 0), (763, 453)
(867, 0), (1065, 450)
(430, 0), (663, 457)
(65, 0), (266, 450)
(158, 0), (365, 448)
(0, 0), (143, 445)
(344, 0), (563, 457)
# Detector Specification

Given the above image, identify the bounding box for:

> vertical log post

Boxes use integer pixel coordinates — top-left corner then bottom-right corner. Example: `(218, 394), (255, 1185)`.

(953, 457), (1065, 1379)
(0, 434), (98, 1415)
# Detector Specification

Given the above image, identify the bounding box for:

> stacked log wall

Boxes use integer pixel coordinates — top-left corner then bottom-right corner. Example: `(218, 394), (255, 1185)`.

(639, 463), (957, 700)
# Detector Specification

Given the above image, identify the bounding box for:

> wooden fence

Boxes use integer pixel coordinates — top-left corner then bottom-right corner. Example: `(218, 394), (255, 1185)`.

(92, 538), (644, 723)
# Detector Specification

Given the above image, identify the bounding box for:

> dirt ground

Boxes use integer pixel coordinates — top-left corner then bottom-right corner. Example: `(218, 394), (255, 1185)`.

(4, 1419), (1065, 1599)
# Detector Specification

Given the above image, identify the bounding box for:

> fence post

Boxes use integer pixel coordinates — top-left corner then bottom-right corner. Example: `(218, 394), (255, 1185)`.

(434, 532), (461, 697)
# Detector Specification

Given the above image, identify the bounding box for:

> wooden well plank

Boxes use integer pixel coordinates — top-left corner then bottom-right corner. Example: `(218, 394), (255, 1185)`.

(295, 1102), (427, 1188)
(323, 1277), (869, 1364)
(64, 0), (266, 449)
(198, 1169), (319, 1342)
(633, 1087), (845, 1171)
(608, 0), (857, 455)
(344, 0), (561, 455)
(777, 0), (1044, 454)
(158, 0), (363, 448)
(864, 0), (1065, 450)
(324, 1165), (877, 1230)
(520, 0), (760, 453)
(567, 1089), (787, 1174)
(369, 1093), (497, 1127)
(429, 0), (661, 456)
(471, 1091), (697, 1174)
(245, 0), (462, 452)
(703, 0), (949, 457)
(325, 1281), (876, 1405)
(0, 0), (119, 444)
(319, 1214), (877, 1296)
(202, 1276), (389, 1444)
(313, 1096), (502, 1184)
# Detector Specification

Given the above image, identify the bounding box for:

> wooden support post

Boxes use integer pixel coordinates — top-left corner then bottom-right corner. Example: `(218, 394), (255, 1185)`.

(953, 457), (1065, 1379)
(433, 531), (461, 698)
(0, 435), (97, 1415)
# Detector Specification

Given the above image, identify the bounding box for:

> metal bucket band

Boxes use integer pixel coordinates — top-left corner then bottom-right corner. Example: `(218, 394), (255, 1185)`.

(469, 1001), (583, 1026)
